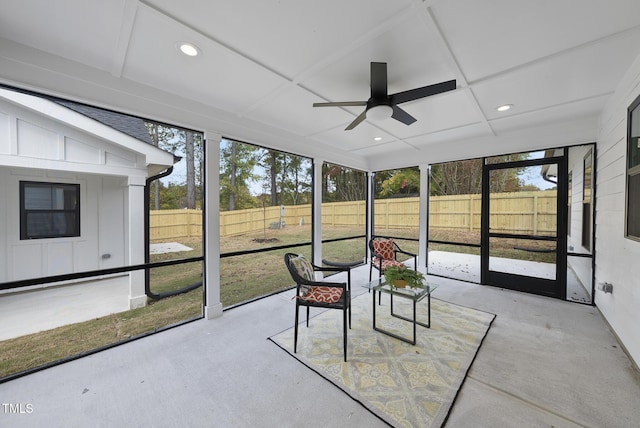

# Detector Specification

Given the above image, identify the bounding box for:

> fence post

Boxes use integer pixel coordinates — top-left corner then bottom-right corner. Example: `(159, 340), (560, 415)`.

(332, 204), (336, 226)
(533, 194), (538, 235)
(386, 200), (390, 229)
(469, 194), (473, 231)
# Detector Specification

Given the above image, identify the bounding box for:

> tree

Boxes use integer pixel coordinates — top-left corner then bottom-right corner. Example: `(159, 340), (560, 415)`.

(146, 123), (177, 209)
(145, 122), (204, 210)
(185, 130), (196, 209)
(149, 181), (186, 209)
(376, 167), (420, 198)
(267, 150), (279, 206)
(281, 155), (312, 205)
(430, 159), (483, 196)
(430, 155), (530, 196)
(323, 164), (366, 202)
(258, 150), (312, 206)
(219, 140), (260, 210)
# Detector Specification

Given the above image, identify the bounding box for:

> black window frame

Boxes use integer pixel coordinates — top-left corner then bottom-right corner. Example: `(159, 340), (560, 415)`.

(20, 181), (80, 240)
(582, 150), (592, 250)
(626, 94), (640, 241)
(567, 170), (572, 237)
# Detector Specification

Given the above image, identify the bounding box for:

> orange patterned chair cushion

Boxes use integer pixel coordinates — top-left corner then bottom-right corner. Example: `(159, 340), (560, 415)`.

(373, 258), (405, 270)
(299, 286), (343, 303)
(372, 239), (395, 260)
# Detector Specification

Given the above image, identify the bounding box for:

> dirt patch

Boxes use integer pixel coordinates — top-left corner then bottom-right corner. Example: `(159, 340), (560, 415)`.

(252, 238), (280, 243)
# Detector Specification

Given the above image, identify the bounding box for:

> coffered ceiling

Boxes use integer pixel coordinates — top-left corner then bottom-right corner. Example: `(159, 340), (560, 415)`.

(1, 0), (639, 170)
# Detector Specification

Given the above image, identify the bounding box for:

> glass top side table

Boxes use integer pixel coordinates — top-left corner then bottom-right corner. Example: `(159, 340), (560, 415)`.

(362, 278), (439, 345)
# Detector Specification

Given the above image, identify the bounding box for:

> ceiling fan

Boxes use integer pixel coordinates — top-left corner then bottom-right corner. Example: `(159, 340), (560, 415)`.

(313, 62), (456, 130)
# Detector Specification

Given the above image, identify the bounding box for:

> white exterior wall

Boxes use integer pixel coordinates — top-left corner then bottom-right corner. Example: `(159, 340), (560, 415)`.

(0, 168), (126, 282)
(0, 95), (162, 311)
(595, 53), (640, 366)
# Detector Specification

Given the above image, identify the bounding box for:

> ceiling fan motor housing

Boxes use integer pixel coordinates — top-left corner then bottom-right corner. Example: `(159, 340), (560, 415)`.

(312, 61), (456, 130)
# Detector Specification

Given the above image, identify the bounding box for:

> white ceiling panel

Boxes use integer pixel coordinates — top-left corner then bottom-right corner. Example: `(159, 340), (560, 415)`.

(310, 122), (401, 153)
(145, 0), (412, 78)
(474, 28), (640, 121)
(245, 84), (354, 136)
(432, 0), (640, 82)
(0, 0), (127, 72)
(374, 89), (480, 139)
(489, 96), (606, 136)
(122, 5), (289, 114)
(355, 139), (419, 159)
(302, 15), (454, 103)
(404, 122), (490, 149)
(1, 0), (640, 170)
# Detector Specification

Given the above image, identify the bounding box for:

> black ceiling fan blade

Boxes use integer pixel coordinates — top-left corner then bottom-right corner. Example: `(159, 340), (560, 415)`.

(345, 110), (367, 130)
(390, 79), (456, 105)
(370, 62), (388, 99)
(313, 101), (367, 107)
(391, 105), (417, 125)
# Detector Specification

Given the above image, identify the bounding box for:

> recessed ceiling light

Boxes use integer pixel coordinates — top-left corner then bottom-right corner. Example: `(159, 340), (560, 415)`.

(496, 104), (513, 112)
(178, 42), (199, 57)
(374, 137), (382, 141)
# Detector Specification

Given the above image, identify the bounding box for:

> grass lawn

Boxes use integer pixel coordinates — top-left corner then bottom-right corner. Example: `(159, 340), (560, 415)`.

(0, 289), (202, 379)
(0, 225), (552, 380)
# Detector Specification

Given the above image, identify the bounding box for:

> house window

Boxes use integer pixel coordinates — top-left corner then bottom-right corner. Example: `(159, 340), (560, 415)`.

(20, 181), (80, 239)
(627, 94), (640, 240)
(582, 151), (592, 250)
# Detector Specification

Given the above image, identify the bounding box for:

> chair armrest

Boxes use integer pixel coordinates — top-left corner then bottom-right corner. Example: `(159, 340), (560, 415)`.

(395, 249), (417, 257)
(313, 265), (349, 273)
(298, 280), (346, 289)
(312, 265), (351, 291)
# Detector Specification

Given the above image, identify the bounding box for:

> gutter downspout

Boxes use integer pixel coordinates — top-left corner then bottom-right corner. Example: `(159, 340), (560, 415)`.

(144, 167), (203, 300)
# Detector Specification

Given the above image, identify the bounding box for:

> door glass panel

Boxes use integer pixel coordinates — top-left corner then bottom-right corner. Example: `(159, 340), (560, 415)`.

(488, 164), (558, 280)
(485, 149), (550, 164)
(489, 237), (556, 280)
(489, 165), (557, 237)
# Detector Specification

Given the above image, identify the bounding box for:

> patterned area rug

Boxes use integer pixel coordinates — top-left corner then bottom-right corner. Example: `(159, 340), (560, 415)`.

(270, 293), (495, 428)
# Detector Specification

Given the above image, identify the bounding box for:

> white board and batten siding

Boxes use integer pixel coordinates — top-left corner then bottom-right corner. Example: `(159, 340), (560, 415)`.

(0, 91), (168, 291)
(596, 53), (640, 366)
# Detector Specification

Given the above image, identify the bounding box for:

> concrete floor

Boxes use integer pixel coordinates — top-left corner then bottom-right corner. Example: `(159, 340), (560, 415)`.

(1, 265), (639, 427)
(0, 276), (130, 341)
(428, 251), (592, 304)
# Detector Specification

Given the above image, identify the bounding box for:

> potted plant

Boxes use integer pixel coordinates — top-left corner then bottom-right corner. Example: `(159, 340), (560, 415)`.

(383, 266), (425, 288)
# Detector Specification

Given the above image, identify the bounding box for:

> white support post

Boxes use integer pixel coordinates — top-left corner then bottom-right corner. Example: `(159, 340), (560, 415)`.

(418, 164), (429, 273)
(312, 160), (323, 267)
(366, 171), (374, 263)
(127, 176), (146, 309)
(204, 132), (223, 319)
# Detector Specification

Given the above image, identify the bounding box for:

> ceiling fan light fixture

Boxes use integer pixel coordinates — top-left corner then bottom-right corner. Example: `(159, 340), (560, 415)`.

(366, 104), (393, 121)
(312, 62), (456, 130)
(178, 42), (200, 57)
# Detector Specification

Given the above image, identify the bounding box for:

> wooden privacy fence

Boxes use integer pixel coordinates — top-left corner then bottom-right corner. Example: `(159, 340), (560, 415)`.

(150, 190), (557, 240)
(149, 209), (203, 241)
(430, 190), (557, 235)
